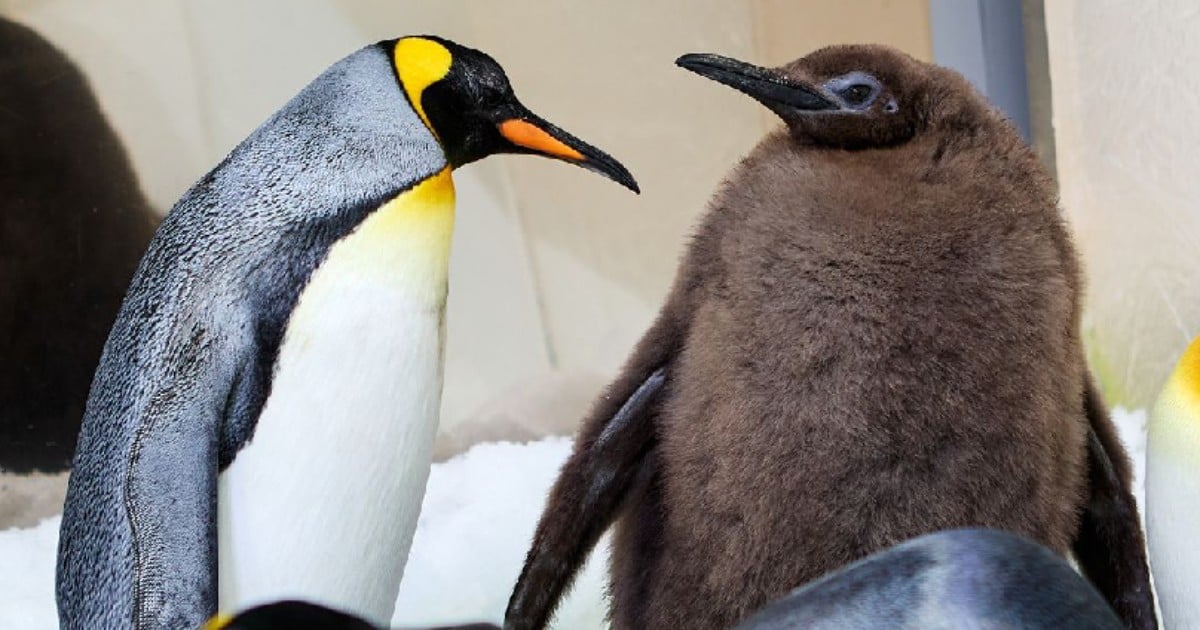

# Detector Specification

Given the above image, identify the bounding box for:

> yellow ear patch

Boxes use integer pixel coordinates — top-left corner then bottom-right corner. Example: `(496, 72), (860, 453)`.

(393, 37), (454, 135)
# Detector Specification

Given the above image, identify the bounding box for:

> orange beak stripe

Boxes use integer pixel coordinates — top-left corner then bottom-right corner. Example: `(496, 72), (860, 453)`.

(499, 119), (585, 161)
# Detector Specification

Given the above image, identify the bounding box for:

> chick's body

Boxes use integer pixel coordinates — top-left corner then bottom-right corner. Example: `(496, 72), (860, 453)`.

(630, 128), (1085, 626)
(509, 45), (1152, 630)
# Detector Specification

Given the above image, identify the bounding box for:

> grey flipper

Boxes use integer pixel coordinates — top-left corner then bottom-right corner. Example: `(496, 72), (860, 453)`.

(738, 528), (1123, 630)
(505, 235), (703, 630)
(504, 369), (666, 629)
(56, 280), (242, 627)
(57, 43), (445, 629)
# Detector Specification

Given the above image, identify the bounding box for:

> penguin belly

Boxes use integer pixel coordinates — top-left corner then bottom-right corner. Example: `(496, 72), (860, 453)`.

(1146, 338), (1200, 629)
(1146, 447), (1200, 627)
(218, 169), (455, 624)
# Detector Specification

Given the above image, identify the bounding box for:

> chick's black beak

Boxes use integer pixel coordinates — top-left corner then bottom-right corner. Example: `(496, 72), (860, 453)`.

(496, 108), (639, 194)
(675, 53), (838, 114)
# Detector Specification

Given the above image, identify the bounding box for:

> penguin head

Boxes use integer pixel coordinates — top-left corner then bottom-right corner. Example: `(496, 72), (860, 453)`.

(388, 36), (638, 192)
(677, 45), (981, 149)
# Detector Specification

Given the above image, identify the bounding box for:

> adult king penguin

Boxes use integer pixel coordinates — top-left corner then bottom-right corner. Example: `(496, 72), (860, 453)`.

(506, 45), (1154, 629)
(57, 35), (636, 630)
(1146, 335), (1200, 628)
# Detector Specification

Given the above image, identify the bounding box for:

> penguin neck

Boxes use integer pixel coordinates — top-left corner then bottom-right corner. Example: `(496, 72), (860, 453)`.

(340, 166), (456, 302)
(278, 165), (458, 333)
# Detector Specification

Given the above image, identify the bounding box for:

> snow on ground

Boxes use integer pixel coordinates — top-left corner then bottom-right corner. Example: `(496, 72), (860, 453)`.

(1111, 407), (1149, 516)
(0, 513), (58, 629)
(392, 437), (609, 628)
(0, 410), (1151, 629)
(0, 437), (608, 630)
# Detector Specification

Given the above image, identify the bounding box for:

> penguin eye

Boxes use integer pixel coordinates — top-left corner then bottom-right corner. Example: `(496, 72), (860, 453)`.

(825, 72), (883, 111)
(841, 84), (874, 105)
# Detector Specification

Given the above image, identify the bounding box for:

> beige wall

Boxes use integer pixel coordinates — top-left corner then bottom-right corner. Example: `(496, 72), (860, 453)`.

(1045, 1), (1200, 407)
(2, 1), (931, 444)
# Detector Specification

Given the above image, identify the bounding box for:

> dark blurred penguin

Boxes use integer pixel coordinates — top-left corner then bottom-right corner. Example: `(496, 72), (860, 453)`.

(208, 600), (498, 630)
(57, 35), (636, 629)
(0, 17), (157, 474)
(506, 45), (1154, 630)
(738, 528), (1123, 630)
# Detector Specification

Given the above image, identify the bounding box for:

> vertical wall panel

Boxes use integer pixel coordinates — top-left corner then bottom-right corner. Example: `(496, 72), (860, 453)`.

(1046, 0), (1200, 406)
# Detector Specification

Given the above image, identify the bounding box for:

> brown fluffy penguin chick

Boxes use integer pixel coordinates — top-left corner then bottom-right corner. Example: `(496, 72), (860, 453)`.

(506, 45), (1154, 630)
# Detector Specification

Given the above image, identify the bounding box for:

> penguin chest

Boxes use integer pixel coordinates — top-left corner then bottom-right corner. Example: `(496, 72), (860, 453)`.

(217, 169), (455, 622)
(1146, 371), (1200, 628)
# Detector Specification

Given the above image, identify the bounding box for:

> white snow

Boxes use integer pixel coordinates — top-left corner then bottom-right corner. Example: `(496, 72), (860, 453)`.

(1111, 407), (1149, 516)
(391, 438), (610, 628)
(0, 410), (1152, 629)
(0, 514), (59, 629)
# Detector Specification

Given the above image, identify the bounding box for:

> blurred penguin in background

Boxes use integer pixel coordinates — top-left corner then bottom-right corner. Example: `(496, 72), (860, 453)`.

(1146, 335), (1200, 628)
(0, 17), (157, 521)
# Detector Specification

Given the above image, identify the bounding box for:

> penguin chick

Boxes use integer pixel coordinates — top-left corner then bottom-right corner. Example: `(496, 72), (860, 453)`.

(506, 45), (1153, 630)
(737, 528), (1123, 630)
(1146, 335), (1200, 628)
(207, 600), (498, 630)
(57, 35), (636, 630)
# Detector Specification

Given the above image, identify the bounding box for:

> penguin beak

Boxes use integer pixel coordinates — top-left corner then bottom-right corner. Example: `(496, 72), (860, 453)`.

(676, 53), (838, 115)
(496, 112), (640, 194)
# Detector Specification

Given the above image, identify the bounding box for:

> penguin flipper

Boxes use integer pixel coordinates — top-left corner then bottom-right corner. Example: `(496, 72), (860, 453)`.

(505, 295), (690, 630)
(1073, 373), (1157, 630)
(505, 367), (666, 630)
(123, 328), (226, 627)
(58, 326), (226, 628)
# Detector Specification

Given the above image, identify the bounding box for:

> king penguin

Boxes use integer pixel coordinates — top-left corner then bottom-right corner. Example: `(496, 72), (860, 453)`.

(506, 45), (1154, 630)
(1146, 335), (1200, 628)
(57, 35), (637, 630)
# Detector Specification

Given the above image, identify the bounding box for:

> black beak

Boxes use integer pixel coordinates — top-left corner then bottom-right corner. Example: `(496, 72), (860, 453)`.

(496, 107), (640, 194)
(676, 53), (838, 114)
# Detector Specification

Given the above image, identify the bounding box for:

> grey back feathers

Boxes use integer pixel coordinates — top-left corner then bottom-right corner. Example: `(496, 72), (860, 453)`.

(737, 529), (1123, 630)
(58, 44), (444, 628)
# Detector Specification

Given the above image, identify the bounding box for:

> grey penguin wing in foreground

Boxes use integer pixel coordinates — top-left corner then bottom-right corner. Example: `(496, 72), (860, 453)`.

(57, 35), (636, 630)
(737, 528), (1123, 630)
(505, 45), (1154, 630)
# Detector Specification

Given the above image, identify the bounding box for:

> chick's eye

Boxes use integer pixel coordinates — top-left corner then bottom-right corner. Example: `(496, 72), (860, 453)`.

(842, 84), (874, 105)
